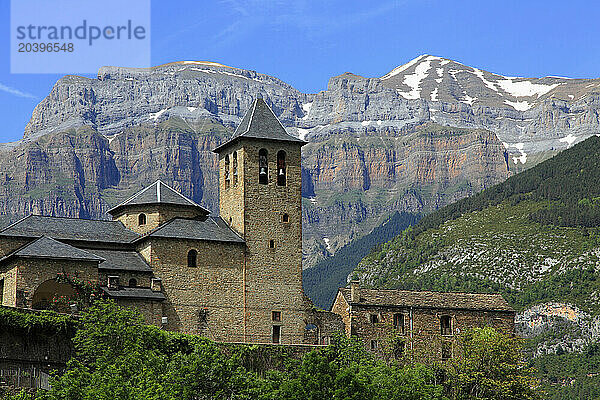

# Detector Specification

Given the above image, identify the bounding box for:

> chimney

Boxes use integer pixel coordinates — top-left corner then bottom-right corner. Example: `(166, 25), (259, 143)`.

(350, 280), (360, 303)
(151, 278), (162, 292)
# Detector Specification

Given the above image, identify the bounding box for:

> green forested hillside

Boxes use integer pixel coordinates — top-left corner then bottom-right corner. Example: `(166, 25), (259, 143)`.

(303, 211), (420, 309)
(354, 136), (600, 313)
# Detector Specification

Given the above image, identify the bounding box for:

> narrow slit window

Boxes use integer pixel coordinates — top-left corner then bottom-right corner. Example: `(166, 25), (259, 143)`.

(232, 151), (238, 186)
(269, 240), (275, 249)
(277, 150), (286, 186)
(282, 213), (289, 223)
(138, 213), (146, 226)
(259, 149), (268, 185)
(370, 314), (379, 324)
(188, 249), (198, 268)
(224, 155), (231, 189)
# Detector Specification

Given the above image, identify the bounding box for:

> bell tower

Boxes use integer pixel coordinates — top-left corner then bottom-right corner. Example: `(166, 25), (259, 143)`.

(213, 98), (306, 344)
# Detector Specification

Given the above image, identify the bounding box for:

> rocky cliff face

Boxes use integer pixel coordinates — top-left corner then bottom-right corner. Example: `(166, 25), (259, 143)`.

(2, 56), (599, 268)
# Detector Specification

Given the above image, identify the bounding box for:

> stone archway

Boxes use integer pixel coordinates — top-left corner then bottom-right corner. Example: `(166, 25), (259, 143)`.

(31, 279), (76, 310)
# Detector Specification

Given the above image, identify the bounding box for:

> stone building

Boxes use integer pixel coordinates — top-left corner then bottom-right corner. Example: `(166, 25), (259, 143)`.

(0, 98), (513, 351)
(0, 98), (341, 345)
(330, 281), (515, 360)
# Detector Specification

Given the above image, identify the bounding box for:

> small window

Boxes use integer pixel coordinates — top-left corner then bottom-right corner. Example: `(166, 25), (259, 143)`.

(128, 278), (137, 287)
(259, 149), (268, 185)
(394, 313), (405, 334)
(282, 213), (289, 223)
(442, 341), (452, 361)
(272, 325), (281, 344)
(370, 340), (378, 350)
(394, 341), (405, 358)
(269, 240), (275, 249)
(107, 276), (119, 289)
(138, 213), (146, 226)
(441, 315), (452, 336)
(272, 311), (281, 322)
(370, 314), (379, 324)
(277, 150), (286, 186)
(224, 155), (231, 189)
(187, 249), (198, 268)
(232, 151), (238, 186)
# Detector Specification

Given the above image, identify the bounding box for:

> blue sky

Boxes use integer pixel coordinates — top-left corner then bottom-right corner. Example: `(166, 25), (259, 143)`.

(0, 0), (598, 142)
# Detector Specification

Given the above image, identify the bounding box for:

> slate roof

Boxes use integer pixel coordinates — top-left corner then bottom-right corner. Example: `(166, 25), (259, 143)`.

(0, 215), (140, 244)
(0, 236), (104, 263)
(108, 180), (210, 215)
(213, 98), (306, 153)
(101, 286), (166, 301)
(88, 249), (152, 272)
(337, 288), (514, 312)
(139, 217), (244, 244)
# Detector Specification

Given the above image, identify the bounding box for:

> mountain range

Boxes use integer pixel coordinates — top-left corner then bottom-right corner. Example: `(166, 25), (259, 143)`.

(2, 55), (600, 271)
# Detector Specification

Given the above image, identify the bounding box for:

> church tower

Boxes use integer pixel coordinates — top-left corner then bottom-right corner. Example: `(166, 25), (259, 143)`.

(213, 98), (306, 344)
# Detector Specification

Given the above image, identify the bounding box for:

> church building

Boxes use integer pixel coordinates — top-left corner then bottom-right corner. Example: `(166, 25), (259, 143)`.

(0, 98), (514, 356)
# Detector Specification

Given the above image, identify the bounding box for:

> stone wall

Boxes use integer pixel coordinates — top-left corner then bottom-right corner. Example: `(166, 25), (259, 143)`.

(144, 237), (246, 341)
(114, 204), (204, 234)
(347, 303), (515, 361)
(1, 259), (98, 308)
(218, 139), (305, 344)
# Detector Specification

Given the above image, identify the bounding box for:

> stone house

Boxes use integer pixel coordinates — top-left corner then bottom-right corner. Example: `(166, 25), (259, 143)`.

(330, 281), (515, 361)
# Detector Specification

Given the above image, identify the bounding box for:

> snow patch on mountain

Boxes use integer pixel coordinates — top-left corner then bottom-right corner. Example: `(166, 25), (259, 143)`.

(302, 102), (313, 120)
(397, 56), (434, 100)
(505, 100), (532, 111)
(381, 54), (426, 80)
(497, 79), (559, 98)
(461, 94), (477, 106)
(559, 134), (577, 146)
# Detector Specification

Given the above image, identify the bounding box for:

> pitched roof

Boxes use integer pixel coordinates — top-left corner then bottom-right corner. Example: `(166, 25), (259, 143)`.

(88, 249), (152, 272)
(101, 286), (165, 301)
(0, 236), (104, 263)
(213, 98), (306, 153)
(337, 287), (514, 312)
(107, 180), (210, 215)
(0, 215), (139, 244)
(139, 217), (244, 244)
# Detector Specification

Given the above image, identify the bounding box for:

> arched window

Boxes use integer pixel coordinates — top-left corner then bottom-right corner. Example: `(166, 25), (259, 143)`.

(128, 278), (137, 287)
(277, 150), (286, 186)
(232, 151), (238, 186)
(187, 249), (198, 268)
(138, 213), (146, 226)
(224, 155), (231, 189)
(259, 149), (268, 185)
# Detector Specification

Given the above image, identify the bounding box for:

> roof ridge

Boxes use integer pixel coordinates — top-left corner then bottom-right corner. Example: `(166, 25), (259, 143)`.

(0, 214), (33, 233)
(113, 181), (159, 209)
(159, 181), (200, 207)
(340, 287), (506, 297)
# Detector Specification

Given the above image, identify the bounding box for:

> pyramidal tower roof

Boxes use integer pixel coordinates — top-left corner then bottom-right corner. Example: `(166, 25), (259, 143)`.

(107, 180), (210, 215)
(213, 98), (306, 153)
